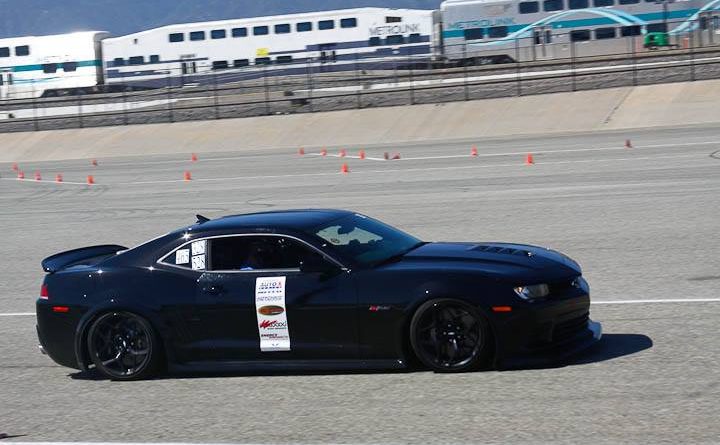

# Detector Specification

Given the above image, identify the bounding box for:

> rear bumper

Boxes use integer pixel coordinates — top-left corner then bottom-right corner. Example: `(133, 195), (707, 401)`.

(36, 302), (83, 370)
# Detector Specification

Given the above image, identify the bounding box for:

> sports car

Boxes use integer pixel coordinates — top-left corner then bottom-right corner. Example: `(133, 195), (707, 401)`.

(37, 209), (601, 380)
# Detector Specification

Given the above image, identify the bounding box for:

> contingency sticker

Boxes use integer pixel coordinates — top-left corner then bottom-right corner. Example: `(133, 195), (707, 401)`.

(255, 276), (291, 352)
(175, 249), (190, 265)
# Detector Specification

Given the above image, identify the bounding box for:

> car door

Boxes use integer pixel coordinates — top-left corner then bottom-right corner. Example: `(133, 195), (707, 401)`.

(195, 234), (359, 362)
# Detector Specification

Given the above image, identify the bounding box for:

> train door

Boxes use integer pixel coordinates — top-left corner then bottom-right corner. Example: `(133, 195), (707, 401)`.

(181, 61), (197, 75)
(319, 43), (338, 65)
(532, 26), (553, 61)
(0, 70), (13, 100)
(698, 11), (720, 45)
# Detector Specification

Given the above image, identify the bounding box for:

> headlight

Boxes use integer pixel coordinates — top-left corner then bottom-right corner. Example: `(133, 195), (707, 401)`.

(514, 284), (550, 301)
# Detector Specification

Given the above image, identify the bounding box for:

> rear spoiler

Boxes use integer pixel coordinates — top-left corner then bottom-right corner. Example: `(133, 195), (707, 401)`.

(41, 245), (127, 273)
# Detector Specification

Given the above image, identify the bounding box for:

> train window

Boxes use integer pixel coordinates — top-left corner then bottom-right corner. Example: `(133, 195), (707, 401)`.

(570, 30), (591, 41)
(341, 18), (358, 28)
(190, 31), (206, 41)
(113, 58), (125, 66)
(62, 62), (78, 72)
(700, 16), (708, 29)
(386, 35), (405, 45)
(0, 47), (9, 57)
(544, 0), (563, 11)
(408, 33), (423, 43)
(593, 0), (613, 6)
(519, 1), (540, 13)
(621, 25), (642, 36)
(297, 22), (313, 32)
(212, 60), (228, 70)
(386, 16), (402, 23)
(276, 55), (293, 64)
(149, 55), (160, 63)
(255, 57), (271, 65)
(619, 0), (640, 3)
(234, 59), (249, 67)
(569, 0), (589, 8)
(595, 27), (616, 39)
(275, 24), (291, 34)
(15, 45), (30, 56)
(128, 56), (144, 65)
(169, 33), (184, 43)
(369, 37), (382, 46)
(43, 63), (57, 74)
(319, 20), (335, 30)
(464, 28), (485, 40)
(254, 26), (269, 36)
(211, 29), (226, 39)
(488, 26), (508, 38)
(232, 27), (248, 37)
(647, 23), (668, 33)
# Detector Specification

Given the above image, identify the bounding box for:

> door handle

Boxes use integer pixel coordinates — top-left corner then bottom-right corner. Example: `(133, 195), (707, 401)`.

(203, 285), (224, 296)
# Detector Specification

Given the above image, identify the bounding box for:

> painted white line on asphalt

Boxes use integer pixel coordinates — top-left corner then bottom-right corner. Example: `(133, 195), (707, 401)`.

(592, 298), (720, 305)
(0, 312), (35, 317)
(0, 178), (89, 186)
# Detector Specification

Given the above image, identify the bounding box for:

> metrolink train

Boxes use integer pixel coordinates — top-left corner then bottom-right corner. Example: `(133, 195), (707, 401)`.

(1, 0), (719, 99)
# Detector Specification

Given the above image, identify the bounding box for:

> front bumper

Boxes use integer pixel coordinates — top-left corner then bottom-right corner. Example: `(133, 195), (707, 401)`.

(492, 293), (603, 369)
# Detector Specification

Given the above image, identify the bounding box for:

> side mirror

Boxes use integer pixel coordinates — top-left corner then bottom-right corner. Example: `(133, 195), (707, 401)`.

(300, 254), (338, 274)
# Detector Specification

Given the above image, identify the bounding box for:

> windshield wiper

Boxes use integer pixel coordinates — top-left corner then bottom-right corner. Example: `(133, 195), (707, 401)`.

(374, 242), (427, 267)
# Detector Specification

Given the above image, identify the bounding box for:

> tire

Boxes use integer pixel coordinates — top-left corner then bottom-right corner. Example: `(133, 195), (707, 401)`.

(409, 298), (493, 373)
(86, 311), (163, 380)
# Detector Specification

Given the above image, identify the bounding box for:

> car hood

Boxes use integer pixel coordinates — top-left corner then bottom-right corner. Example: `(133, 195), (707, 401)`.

(401, 242), (581, 281)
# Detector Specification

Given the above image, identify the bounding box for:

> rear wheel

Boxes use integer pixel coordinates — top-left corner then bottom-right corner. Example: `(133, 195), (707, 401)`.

(87, 311), (162, 380)
(410, 299), (492, 372)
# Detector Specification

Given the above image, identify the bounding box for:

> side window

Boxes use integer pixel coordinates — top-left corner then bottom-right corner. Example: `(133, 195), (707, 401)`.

(464, 28), (485, 40)
(568, 0), (589, 8)
(169, 33), (184, 43)
(62, 61), (78, 72)
(519, 1), (540, 13)
(113, 57), (125, 67)
(341, 18), (357, 28)
(297, 22), (313, 32)
(190, 31), (206, 41)
(15, 45), (30, 56)
(232, 27), (248, 37)
(369, 36), (382, 46)
(488, 26), (508, 38)
(275, 23), (291, 34)
(544, 0), (564, 11)
(209, 236), (322, 271)
(0, 47), (9, 57)
(254, 26), (269, 36)
(43, 63), (58, 74)
(211, 29), (227, 39)
(319, 20), (335, 30)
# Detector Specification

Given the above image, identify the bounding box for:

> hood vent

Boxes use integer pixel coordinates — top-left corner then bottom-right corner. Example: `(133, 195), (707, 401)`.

(470, 244), (532, 257)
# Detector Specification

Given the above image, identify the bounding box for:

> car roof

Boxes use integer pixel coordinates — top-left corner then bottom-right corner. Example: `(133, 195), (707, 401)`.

(193, 209), (354, 232)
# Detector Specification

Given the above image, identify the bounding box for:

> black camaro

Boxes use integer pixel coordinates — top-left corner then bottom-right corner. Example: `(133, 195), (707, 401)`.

(37, 209), (601, 380)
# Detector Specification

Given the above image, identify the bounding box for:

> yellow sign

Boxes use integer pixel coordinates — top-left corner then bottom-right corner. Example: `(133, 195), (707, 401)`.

(256, 48), (269, 57)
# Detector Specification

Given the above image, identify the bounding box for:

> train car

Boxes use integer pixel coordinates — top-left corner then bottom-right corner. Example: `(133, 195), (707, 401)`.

(101, 8), (435, 89)
(439, 0), (720, 64)
(0, 31), (108, 99)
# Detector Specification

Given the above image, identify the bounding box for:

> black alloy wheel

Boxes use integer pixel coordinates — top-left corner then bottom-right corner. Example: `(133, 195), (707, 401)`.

(87, 311), (161, 380)
(410, 299), (492, 372)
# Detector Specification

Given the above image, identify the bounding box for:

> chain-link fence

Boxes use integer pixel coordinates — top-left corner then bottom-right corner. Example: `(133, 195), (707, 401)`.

(3, 19), (720, 133)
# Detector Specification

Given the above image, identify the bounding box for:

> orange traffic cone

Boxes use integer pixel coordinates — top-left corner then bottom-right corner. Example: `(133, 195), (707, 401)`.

(184, 171), (192, 181)
(191, 153), (198, 162)
(321, 148), (327, 157)
(87, 175), (95, 185)
(55, 174), (63, 183)
(384, 152), (390, 160)
(298, 148), (305, 156)
(34, 171), (42, 181)
(359, 150), (366, 160)
(525, 153), (535, 165)
(471, 146), (478, 157)
(11, 163), (18, 171)
(91, 159), (98, 167)
(339, 149), (347, 158)
(625, 139), (633, 149)
(391, 153), (401, 160)
(17, 171), (25, 180)
(341, 163), (350, 174)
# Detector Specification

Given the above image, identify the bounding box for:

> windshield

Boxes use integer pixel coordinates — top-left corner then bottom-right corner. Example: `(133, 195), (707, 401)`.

(308, 214), (423, 266)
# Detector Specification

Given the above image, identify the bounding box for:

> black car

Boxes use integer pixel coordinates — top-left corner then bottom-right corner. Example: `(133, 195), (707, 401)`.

(37, 209), (601, 380)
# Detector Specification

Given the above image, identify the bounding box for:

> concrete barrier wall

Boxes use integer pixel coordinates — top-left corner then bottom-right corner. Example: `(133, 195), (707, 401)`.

(2, 79), (720, 162)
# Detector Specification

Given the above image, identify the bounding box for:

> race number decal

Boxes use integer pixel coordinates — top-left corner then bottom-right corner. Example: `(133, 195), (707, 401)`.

(255, 276), (291, 352)
(175, 249), (190, 265)
(190, 240), (206, 271)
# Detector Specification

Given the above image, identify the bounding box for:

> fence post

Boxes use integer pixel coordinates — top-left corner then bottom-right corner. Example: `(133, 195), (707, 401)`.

(263, 63), (271, 115)
(31, 79), (39, 131)
(354, 51), (362, 109)
(570, 40), (577, 92)
(463, 44), (469, 101)
(305, 58), (314, 112)
(121, 72), (128, 125)
(408, 51), (415, 105)
(690, 26), (696, 82)
(212, 70), (220, 119)
(77, 88), (84, 128)
(631, 36), (638, 86)
(167, 70), (175, 123)
(515, 37), (522, 96)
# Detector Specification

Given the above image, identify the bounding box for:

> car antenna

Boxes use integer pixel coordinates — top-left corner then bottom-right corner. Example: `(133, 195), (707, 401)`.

(196, 214), (211, 224)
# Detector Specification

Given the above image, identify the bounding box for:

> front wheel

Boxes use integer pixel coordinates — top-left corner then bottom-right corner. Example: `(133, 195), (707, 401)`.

(410, 299), (493, 373)
(87, 311), (162, 380)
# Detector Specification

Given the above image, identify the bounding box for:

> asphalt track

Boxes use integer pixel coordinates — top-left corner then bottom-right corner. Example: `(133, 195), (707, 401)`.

(1, 124), (719, 444)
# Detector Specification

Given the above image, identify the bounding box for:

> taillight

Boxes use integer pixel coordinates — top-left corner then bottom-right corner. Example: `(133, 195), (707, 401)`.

(40, 284), (49, 300)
